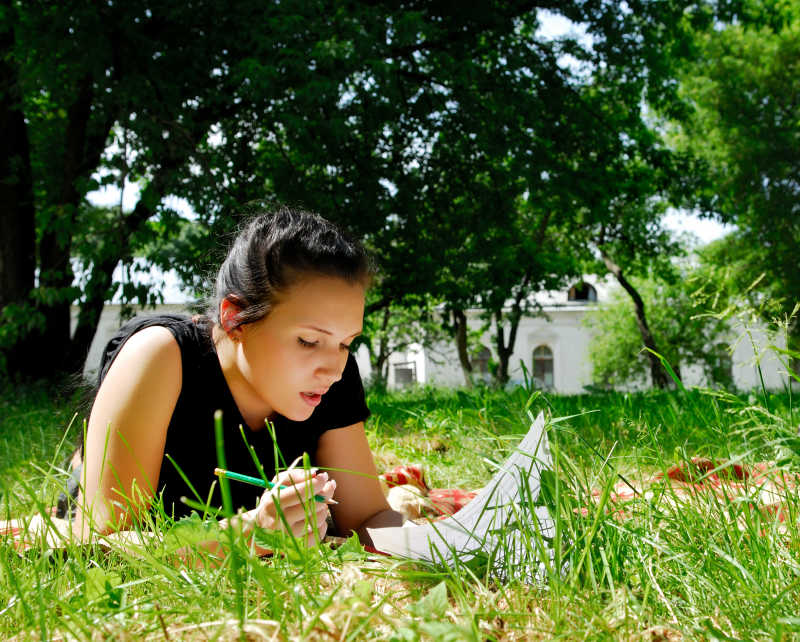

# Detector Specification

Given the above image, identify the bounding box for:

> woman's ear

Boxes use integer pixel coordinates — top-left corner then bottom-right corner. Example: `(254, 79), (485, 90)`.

(220, 297), (244, 339)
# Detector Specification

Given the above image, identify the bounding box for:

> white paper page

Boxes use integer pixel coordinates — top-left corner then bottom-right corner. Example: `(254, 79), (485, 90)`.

(368, 411), (554, 569)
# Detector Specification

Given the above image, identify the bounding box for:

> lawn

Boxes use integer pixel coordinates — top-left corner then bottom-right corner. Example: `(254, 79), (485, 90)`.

(1, 379), (799, 640)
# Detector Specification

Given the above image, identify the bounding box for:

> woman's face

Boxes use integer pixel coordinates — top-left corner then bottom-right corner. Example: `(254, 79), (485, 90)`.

(235, 275), (366, 422)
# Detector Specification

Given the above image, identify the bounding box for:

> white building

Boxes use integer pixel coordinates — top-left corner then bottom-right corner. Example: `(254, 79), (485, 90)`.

(71, 264), (195, 377)
(74, 269), (792, 393)
(379, 278), (792, 393)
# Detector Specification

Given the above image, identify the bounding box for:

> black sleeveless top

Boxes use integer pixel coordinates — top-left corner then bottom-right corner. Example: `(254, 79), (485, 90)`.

(65, 314), (370, 520)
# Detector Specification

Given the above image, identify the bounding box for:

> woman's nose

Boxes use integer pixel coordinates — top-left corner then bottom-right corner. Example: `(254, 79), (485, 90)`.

(316, 349), (346, 383)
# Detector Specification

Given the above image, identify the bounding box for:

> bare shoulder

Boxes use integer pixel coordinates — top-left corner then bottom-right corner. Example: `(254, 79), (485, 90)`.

(117, 325), (181, 358)
(81, 324), (184, 532)
(108, 325), (181, 372)
(98, 325), (183, 401)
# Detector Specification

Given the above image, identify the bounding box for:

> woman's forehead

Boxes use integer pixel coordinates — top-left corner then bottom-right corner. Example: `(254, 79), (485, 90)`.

(273, 275), (365, 328)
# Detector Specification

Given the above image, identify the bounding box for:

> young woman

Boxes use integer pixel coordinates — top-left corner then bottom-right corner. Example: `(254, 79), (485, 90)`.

(62, 206), (403, 549)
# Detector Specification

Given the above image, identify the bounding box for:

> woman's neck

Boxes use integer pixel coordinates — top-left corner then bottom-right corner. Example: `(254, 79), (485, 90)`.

(212, 324), (273, 430)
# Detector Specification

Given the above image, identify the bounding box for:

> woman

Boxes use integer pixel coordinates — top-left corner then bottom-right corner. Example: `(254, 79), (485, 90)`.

(64, 205), (403, 550)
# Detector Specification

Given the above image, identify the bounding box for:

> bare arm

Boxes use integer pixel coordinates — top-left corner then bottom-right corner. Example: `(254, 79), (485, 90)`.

(73, 325), (336, 555)
(315, 423), (404, 546)
(73, 326), (182, 538)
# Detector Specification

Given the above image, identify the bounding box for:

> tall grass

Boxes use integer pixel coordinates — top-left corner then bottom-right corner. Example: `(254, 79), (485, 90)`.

(1, 379), (799, 639)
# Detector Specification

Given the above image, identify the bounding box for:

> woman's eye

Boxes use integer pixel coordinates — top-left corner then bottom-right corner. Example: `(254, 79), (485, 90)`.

(340, 343), (351, 352)
(298, 337), (317, 348)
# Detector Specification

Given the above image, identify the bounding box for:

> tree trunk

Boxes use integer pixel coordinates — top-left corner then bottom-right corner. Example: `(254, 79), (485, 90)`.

(491, 266), (528, 386)
(66, 94), (215, 373)
(0, 14), (37, 374)
(67, 255), (120, 373)
(36, 221), (76, 373)
(452, 308), (473, 388)
(34, 75), (105, 375)
(492, 303), (523, 386)
(601, 250), (672, 389)
(370, 306), (391, 385)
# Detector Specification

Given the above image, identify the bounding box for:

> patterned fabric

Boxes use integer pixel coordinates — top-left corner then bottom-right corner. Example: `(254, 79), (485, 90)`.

(380, 464), (478, 519)
(584, 457), (800, 531)
(382, 464), (428, 493)
(428, 488), (479, 516)
(380, 458), (800, 530)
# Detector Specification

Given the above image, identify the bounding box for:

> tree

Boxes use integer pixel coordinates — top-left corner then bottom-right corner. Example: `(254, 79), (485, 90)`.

(584, 264), (732, 389)
(0, 0), (269, 376)
(1, 0), (718, 382)
(0, 0), (35, 374)
(177, 1), (714, 390)
(575, 182), (687, 389)
(672, 3), (800, 354)
(355, 294), (448, 387)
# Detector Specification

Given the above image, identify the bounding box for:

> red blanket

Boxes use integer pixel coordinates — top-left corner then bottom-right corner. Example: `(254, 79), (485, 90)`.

(381, 464), (478, 518)
(382, 459), (800, 532)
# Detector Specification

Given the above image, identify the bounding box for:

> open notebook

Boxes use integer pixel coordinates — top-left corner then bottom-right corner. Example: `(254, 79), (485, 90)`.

(367, 411), (555, 579)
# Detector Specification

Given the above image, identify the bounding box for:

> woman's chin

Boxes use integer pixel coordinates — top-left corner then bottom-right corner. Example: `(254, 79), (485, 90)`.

(281, 404), (317, 423)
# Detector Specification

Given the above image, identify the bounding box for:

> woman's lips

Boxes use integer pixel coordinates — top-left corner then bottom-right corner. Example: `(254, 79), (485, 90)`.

(300, 391), (323, 407)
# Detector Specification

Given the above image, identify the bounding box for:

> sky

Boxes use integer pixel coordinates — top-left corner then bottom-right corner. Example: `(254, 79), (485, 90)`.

(662, 209), (734, 244)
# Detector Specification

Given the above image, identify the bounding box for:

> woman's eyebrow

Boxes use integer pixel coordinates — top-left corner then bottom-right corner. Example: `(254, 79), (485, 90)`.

(300, 325), (362, 338)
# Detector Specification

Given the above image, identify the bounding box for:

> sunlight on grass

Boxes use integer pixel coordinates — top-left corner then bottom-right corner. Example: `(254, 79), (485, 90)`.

(1, 381), (799, 639)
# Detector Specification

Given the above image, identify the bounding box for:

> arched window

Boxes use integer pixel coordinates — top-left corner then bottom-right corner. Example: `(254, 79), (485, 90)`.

(568, 282), (597, 302)
(532, 345), (554, 389)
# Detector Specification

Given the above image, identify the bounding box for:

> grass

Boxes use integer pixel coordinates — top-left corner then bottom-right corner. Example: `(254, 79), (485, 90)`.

(1, 378), (800, 640)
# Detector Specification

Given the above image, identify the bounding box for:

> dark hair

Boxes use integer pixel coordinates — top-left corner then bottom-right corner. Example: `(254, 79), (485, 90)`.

(210, 205), (371, 328)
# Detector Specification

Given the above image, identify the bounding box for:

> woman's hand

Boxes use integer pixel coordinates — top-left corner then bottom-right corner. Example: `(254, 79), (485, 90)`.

(253, 469), (337, 546)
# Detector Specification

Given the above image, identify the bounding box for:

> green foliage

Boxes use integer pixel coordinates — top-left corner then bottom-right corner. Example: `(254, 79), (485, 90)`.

(357, 294), (448, 385)
(3, 0), (725, 380)
(3, 379), (800, 638)
(672, 4), (800, 347)
(584, 267), (731, 389)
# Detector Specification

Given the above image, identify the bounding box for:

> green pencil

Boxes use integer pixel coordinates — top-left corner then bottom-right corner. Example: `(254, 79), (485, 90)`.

(214, 467), (337, 504)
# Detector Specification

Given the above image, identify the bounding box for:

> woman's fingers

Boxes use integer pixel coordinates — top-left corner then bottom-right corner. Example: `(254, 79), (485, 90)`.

(272, 470), (328, 502)
(273, 467), (315, 484)
(230, 467), (333, 553)
(305, 513), (328, 545)
(257, 486), (331, 534)
(282, 502), (329, 539)
(319, 479), (337, 501)
(252, 468), (337, 543)
(270, 499), (327, 527)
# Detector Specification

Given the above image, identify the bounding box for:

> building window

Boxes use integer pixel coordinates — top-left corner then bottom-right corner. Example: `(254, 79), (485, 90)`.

(473, 345), (491, 377)
(711, 345), (734, 387)
(568, 282), (597, 302)
(533, 345), (554, 389)
(393, 361), (416, 387)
